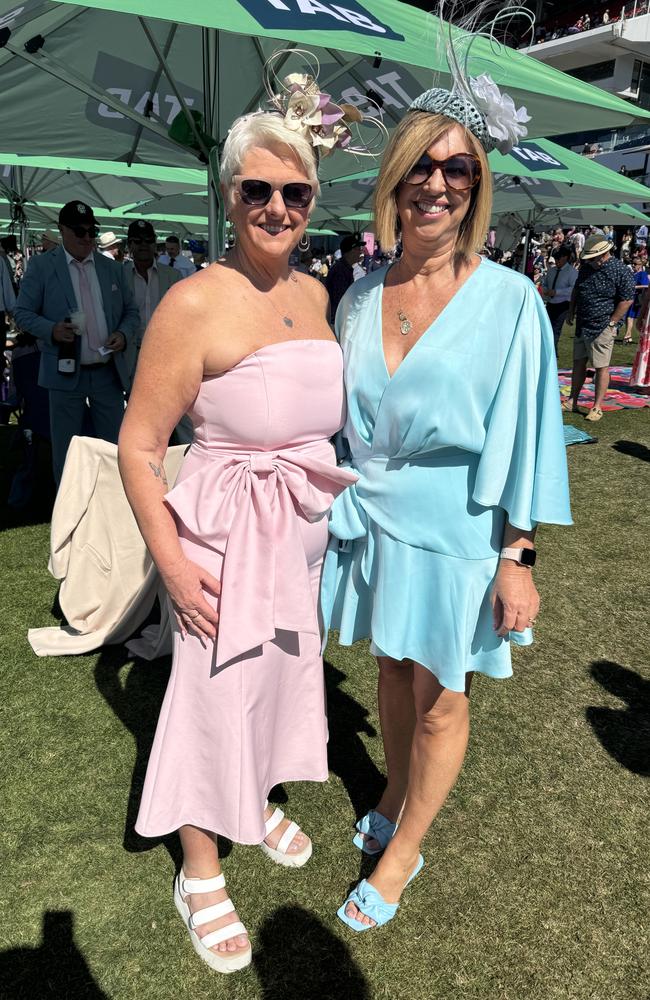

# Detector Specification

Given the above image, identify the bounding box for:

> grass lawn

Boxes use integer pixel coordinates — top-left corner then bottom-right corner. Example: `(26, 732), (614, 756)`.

(1, 337), (648, 1000)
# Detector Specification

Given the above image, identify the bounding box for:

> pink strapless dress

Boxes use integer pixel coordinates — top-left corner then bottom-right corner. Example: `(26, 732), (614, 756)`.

(135, 340), (356, 844)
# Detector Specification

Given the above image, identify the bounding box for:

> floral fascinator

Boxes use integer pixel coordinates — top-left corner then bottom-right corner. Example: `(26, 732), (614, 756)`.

(262, 49), (388, 160)
(411, 1), (532, 155)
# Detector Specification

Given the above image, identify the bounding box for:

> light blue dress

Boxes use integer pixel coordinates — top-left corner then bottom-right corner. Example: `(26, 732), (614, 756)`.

(321, 258), (572, 692)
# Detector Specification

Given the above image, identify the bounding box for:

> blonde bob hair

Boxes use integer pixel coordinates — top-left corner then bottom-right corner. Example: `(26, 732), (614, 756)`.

(373, 111), (492, 262)
(220, 112), (320, 206)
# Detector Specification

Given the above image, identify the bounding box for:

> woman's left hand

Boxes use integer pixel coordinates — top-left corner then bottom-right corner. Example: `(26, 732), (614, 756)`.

(492, 561), (540, 637)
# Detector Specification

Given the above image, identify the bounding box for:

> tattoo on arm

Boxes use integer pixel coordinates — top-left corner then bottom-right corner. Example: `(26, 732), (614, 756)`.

(148, 461), (169, 487)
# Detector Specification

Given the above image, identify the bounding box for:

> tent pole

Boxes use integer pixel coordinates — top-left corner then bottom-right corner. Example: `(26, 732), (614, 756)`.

(204, 28), (222, 261)
(14, 166), (29, 258)
(521, 226), (531, 275)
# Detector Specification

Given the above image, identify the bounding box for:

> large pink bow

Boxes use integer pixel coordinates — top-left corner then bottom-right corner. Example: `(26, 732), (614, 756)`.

(164, 447), (357, 669)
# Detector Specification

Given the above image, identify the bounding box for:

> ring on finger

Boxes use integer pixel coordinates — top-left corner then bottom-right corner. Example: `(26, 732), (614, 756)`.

(183, 610), (200, 619)
(528, 617), (537, 625)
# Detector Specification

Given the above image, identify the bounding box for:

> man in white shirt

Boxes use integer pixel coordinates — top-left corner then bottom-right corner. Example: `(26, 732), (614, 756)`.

(157, 234), (195, 278)
(15, 201), (139, 483)
(123, 219), (181, 371)
(541, 245), (578, 354)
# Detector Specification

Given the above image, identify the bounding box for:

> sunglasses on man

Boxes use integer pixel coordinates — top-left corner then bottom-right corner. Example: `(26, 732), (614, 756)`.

(234, 177), (314, 209)
(66, 224), (100, 238)
(130, 236), (156, 245)
(402, 153), (481, 191)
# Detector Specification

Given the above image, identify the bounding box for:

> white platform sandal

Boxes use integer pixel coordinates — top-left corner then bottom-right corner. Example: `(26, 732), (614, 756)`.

(260, 804), (312, 868)
(173, 868), (252, 974)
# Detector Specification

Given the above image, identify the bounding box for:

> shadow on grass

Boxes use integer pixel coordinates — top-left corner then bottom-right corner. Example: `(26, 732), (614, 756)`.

(325, 660), (385, 821)
(586, 660), (650, 776)
(612, 439), (650, 463)
(0, 911), (109, 999)
(253, 905), (370, 999)
(94, 644), (231, 865)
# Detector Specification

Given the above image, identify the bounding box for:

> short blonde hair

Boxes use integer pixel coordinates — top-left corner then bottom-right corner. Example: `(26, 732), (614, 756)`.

(220, 113), (320, 205)
(373, 111), (492, 262)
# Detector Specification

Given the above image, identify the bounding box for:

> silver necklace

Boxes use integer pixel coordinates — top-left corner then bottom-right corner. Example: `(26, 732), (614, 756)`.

(396, 259), (413, 336)
(237, 250), (298, 327)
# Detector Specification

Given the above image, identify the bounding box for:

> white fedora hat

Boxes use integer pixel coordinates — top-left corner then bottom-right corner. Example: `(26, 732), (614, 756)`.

(97, 231), (121, 250)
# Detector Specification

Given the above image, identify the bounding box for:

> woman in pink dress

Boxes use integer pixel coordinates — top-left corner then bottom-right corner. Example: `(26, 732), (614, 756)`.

(633, 285), (650, 392)
(118, 110), (355, 973)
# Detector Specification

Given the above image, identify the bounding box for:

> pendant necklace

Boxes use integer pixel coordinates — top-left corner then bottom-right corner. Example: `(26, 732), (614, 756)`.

(238, 249), (298, 327)
(396, 259), (413, 336)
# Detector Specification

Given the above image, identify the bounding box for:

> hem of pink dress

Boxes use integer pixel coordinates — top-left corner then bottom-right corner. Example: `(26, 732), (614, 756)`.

(135, 771), (329, 844)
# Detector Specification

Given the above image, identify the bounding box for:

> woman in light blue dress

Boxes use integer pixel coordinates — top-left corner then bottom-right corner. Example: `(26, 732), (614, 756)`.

(323, 84), (573, 931)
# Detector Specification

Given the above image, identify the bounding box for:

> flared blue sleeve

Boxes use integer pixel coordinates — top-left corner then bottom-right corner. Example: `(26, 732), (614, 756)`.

(472, 281), (573, 531)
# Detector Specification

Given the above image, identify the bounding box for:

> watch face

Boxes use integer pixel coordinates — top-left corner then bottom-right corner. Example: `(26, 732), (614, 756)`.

(520, 549), (537, 567)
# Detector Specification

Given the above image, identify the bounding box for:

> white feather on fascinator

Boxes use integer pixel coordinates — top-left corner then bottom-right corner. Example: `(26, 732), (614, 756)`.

(413, 1), (533, 155)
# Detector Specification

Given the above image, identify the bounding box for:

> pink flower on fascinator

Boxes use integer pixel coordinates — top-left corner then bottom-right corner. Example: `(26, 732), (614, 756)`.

(281, 74), (365, 157)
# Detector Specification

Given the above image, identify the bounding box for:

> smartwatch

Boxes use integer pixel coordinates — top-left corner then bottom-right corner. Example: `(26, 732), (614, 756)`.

(500, 546), (537, 567)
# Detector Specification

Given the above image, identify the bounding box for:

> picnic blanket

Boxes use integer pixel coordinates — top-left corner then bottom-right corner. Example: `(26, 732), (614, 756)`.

(558, 366), (650, 411)
(563, 426), (597, 446)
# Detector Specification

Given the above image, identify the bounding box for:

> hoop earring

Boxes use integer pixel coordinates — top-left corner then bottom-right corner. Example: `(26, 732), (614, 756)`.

(298, 232), (311, 252)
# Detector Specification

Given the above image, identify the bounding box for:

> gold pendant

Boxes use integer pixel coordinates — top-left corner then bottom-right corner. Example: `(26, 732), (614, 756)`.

(398, 311), (412, 336)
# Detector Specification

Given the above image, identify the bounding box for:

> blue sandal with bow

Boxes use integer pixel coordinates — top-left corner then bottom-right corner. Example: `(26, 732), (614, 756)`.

(352, 810), (398, 855)
(336, 854), (424, 932)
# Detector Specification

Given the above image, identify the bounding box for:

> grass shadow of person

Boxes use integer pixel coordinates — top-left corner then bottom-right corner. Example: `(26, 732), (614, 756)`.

(586, 660), (650, 776)
(93, 644), (232, 869)
(0, 911), (110, 999)
(324, 659), (385, 838)
(612, 440), (650, 463)
(253, 905), (371, 1000)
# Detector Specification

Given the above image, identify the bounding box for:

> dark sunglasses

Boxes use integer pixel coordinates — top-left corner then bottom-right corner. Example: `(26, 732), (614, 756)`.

(68, 224), (100, 238)
(130, 236), (156, 245)
(235, 177), (314, 209)
(402, 153), (481, 191)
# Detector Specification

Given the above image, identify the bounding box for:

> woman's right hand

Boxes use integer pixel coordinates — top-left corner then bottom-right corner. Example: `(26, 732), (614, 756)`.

(161, 557), (221, 642)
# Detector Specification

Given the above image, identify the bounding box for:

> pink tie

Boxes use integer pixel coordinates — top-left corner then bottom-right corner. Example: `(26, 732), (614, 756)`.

(73, 259), (103, 351)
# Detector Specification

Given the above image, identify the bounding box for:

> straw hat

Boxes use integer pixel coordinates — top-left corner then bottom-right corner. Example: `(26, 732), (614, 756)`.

(97, 231), (121, 251)
(581, 234), (614, 260)
(41, 229), (60, 245)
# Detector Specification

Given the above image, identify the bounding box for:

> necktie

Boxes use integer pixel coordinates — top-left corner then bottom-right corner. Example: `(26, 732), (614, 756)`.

(73, 259), (103, 351)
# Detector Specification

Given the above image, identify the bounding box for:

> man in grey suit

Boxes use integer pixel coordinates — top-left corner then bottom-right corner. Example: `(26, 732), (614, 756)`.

(15, 201), (139, 483)
(122, 219), (181, 383)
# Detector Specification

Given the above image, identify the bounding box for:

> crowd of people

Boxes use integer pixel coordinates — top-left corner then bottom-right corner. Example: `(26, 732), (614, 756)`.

(493, 222), (650, 416)
(531, 2), (649, 44)
(0, 216), (210, 501)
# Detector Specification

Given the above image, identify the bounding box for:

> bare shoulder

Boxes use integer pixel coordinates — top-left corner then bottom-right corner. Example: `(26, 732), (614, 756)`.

(147, 262), (232, 335)
(293, 269), (329, 307)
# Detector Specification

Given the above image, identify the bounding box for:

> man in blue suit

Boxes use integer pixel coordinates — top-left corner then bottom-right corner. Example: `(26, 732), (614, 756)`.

(15, 201), (140, 483)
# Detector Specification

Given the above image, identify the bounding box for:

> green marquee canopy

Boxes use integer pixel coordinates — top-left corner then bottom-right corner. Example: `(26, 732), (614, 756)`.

(2, 0), (650, 255)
